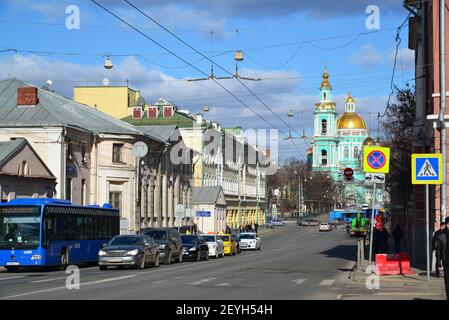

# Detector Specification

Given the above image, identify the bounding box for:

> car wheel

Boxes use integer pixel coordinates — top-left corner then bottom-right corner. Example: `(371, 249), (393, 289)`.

(196, 252), (201, 262)
(177, 250), (183, 263)
(138, 254), (146, 270)
(5, 266), (19, 272)
(215, 251), (219, 259)
(205, 252), (209, 261)
(153, 254), (160, 268)
(59, 250), (68, 271)
(99, 265), (107, 271)
(165, 251), (172, 265)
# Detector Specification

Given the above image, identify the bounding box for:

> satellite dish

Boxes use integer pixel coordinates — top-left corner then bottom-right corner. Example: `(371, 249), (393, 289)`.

(102, 78), (110, 86)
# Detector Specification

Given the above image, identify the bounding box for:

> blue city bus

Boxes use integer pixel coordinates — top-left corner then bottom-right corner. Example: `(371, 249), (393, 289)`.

(0, 198), (119, 272)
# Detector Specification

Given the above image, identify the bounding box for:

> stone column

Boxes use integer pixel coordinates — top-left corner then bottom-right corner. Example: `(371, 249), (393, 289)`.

(168, 175), (174, 227)
(154, 171), (162, 227)
(148, 171), (154, 227)
(162, 173), (168, 227)
(174, 173), (180, 226)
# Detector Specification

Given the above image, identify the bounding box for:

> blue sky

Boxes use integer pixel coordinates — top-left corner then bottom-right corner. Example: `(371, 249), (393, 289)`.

(0, 0), (414, 161)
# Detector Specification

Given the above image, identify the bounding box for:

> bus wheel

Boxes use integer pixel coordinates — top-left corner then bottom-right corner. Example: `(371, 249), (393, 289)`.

(6, 266), (19, 272)
(59, 250), (68, 270)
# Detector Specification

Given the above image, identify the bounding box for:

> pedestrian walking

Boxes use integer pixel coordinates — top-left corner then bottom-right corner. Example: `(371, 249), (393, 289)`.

(392, 224), (403, 253)
(435, 217), (449, 299)
(433, 222), (446, 278)
(255, 223), (259, 235)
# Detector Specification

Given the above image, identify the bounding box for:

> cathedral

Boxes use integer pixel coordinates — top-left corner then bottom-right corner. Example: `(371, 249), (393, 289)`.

(311, 69), (376, 208)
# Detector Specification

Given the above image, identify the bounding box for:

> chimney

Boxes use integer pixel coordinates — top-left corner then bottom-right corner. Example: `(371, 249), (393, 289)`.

(196, 113), (203, 125)
(17, 87), (39, 106)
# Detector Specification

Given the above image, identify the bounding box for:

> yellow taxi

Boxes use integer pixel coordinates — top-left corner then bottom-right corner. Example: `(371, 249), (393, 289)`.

(217, 233), (237, 256)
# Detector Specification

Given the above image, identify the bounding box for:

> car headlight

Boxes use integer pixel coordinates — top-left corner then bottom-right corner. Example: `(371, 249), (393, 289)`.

(98, 250), (107, 256)
(127, 249), (139, 256)
(189, 246), (198, 252)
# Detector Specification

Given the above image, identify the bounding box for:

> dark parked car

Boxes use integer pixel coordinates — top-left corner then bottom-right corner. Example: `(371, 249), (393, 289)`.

(98, 234), (160, 270)
(141, 228), (183, 265)
(181, 235), (209, 261)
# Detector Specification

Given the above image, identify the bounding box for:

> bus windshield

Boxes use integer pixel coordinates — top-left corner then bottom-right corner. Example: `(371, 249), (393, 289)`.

(0, 206), (41, 250)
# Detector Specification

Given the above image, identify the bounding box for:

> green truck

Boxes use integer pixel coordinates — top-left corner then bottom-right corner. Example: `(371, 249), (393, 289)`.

(349, 212), (368, 237)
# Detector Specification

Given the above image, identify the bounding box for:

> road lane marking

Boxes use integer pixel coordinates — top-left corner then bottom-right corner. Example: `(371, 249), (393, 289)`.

(190, 277), (216, 286)
(291, 278), (306, 286)
(0, 275), (137, 300)
(0, 276), (24, 281)
(319, 279), (335, 286)
(216, 283), (231, 287)
(31, 276), (67, 283)
(153, 280), (168, 284)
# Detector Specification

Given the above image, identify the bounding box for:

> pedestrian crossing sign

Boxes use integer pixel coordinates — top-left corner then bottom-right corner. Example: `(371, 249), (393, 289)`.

(412, 153), (443, 184)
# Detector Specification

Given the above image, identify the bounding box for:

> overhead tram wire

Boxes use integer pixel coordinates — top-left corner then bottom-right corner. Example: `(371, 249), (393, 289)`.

(89, 0), (306, 159)
(122, 0), (309, 148)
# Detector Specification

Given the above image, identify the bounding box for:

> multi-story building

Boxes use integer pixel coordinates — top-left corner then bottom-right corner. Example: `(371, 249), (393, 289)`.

(0, 78), (192, 234)
(74, 86), (269, 230)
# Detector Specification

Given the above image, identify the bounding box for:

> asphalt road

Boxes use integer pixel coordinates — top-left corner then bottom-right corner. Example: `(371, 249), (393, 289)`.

(0, 221), (357, 300)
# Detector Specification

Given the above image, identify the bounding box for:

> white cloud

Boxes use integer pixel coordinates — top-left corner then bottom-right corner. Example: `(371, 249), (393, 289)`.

(388, 48), (415, 71)
(348, 44), (382, 68)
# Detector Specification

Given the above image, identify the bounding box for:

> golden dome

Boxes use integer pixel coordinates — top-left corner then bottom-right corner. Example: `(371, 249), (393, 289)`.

(363, 136), (376, 146)
(346, 92), (355, 103)
(320, 68), (331, 89)
(337, 112), (367, 129)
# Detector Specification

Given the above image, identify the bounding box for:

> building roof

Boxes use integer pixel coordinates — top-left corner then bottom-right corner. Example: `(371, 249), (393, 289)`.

(193, 186), (225, 205)
(0, 78), (166, 144)
(139, 125), (178, 142)
(336, 112), (367, 130)
(0, 137), (55, 178)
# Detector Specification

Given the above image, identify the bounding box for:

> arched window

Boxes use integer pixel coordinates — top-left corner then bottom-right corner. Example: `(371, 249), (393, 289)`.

(321, 150), (327, 165)
(18, 161), (29, 176)
(344, 146), (349, 159)
(323, 92), (327, 100)
(321, 119), (327, 135)
(354, 146), (359, 158)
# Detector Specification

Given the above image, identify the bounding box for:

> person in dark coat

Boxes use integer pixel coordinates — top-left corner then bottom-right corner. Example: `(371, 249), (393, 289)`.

(392, 225), (403, 253)
(435, 217), (449, 299)
(433, 222), (446, 278)
(374, 224), (390, 254)
(254, 223), (259, 235)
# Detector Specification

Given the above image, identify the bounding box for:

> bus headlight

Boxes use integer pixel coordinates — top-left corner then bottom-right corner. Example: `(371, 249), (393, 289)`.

(31, 255), (41, 260)
(98, 250), (107, 256)
(127, 249), (139, 256)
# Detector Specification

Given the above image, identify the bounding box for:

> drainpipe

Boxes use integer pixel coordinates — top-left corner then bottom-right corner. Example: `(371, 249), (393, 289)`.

(61, 127), (67, 200)
(94, 135), (98, 205)
(440, 0), (447, 221)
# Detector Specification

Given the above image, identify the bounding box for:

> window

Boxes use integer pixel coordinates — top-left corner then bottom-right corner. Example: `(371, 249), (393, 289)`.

(164, 106), (173, 117)
(344, 146), (349, 159)
(147, 107), (158, 118)
(81, 179), (86, 205)
(66, 142), (73, 160)
(354, 146), (359, 158)
(321, 150), (327, 165)
(323, 92), (327, 100)
(321, 120), (327, 135)
(109, 191), (122, 216)
(132, 107), (143, 119)
(112, 144), (123, 163)
(66, 178), (72, 201)
(18, 161), (29, 176)
(81, 144), (87, 164)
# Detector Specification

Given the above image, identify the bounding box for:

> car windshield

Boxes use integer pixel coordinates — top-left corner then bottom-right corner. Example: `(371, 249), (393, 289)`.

(200, 235), (216, 242)
(108, 236), (141, 246)
(0, 206), (41, 250)
(144, 230), (167, 240)
(240, 234), (256, 240)
(181, 235), (198, 244)
(218, 235), (230, 242)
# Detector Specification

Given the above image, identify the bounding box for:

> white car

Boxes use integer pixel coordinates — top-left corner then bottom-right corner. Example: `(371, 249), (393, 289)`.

(319, 223), (332, 232)
(238, 232), (262, 250)
(200, 234), (225, 258)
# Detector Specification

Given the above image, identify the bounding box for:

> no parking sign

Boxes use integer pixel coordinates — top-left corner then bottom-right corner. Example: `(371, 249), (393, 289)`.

(363, 146), (390, 174)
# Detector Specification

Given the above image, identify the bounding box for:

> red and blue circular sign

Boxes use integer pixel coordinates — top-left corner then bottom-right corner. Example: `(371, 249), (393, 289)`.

(367, 150), (386, 169)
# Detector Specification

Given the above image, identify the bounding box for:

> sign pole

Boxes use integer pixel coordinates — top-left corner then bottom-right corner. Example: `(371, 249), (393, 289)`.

(368, 182), (376, 266)
(426, 183), (430, 281)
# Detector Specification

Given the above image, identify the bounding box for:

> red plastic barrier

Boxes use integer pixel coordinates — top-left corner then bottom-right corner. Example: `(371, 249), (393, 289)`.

(375, 253), (414, 276)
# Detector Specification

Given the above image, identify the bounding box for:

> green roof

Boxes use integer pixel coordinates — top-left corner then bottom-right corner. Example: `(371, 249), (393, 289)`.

(122, 110), (197, 128)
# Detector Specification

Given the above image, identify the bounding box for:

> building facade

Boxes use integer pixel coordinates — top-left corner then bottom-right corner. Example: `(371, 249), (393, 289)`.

(311, 70), (375, 208)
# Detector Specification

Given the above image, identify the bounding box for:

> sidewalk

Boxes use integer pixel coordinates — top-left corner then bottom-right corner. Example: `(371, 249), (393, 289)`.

(337, 259), (446, 300)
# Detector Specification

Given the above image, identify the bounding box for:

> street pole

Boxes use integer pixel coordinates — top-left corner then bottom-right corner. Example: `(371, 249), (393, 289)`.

(440, 0), (447, 222)
(135, 156), (141, 234)
(368, 182), (377, 266)
(426, 184), (430, 281)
